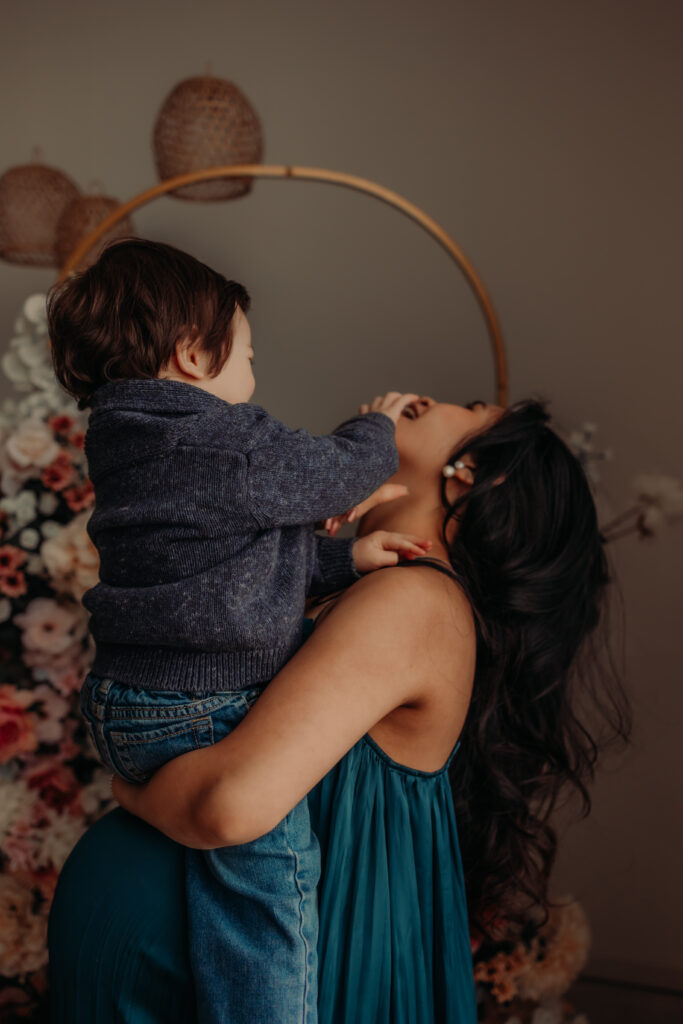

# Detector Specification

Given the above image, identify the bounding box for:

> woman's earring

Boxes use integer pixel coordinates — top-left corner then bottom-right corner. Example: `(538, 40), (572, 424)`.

(442, 460), (466, 478)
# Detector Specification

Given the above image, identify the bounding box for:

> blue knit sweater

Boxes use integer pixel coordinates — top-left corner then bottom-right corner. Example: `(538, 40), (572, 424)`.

(82, 379), (398, 694)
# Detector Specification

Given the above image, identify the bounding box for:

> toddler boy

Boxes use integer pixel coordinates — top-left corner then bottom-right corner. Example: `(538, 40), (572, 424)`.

(48, 238), (426, 1024)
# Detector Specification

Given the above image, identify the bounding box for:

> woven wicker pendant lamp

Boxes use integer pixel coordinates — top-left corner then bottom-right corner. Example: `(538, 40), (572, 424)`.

(55, 192), (135, 271)
(0, 161), (80, 267)
(153, 75), (263, 201)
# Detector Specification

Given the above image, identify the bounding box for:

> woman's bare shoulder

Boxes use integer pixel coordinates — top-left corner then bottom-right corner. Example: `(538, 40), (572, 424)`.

(319, 562), (475, 657)
(348, 562), (471, 618)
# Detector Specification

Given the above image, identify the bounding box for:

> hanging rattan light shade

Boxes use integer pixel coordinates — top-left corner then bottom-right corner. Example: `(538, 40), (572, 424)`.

(55, 194), (135, 270)
(0, 163), (80, 267)
(153, 75), (263, 201)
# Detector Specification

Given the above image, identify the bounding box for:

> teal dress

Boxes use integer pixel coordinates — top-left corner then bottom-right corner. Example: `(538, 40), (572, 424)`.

(309, 733), (476, 1024)
(49, 621), (477, 1023)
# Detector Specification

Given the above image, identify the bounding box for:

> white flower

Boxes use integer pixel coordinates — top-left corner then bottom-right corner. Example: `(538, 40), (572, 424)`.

(0, 399), (20, 434)
(18, 527), (40, 550)
(40, 512), (100, 601)
(0, 490), (37, 529)
(79, 769), (116, 816)
(31, 683), (71, 744)
(38, 806), (86, 871)
(25, 554), (44, 575)
(22, 294), (47, 327)
(40, 520), (63, 539)
(517, 898), (590, 1002)
(28, 361), (61, 393)
(0, 874), (49, 977)
(633, 474), (683, 523)
(4, 417), (60, 471)
(38, 492), (60, 516)
(566, 423), (612, 486)
(17, 385), (68, 419)
(0, 598), (12, 623)
(0, 469), (32, 499)
(0, 776), (33, 842)
(1, 350), (34, 392)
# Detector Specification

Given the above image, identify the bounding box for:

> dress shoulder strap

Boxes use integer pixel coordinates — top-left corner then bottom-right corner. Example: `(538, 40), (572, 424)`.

(390, 556), (462, 584)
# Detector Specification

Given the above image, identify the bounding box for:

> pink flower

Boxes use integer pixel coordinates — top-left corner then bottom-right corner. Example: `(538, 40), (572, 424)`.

(0, 685), (38, 764)
(0, 568), (28, 598)
(31, 684), (71, 744)
(23, 641), (89, 696)
(48, 414), (77, 436)
(0, 873), (48, 976)
(50, 663), (88, 696)
(14, 597), (86, 657)
(22, 755), (80, 812)
(69, 429), (86, 451)
(3, 822), (40, 873)
(57, 716), (82, 761)
(0, 984), (36, 1018)
(41, 451), (76, 492)
(11, 865), (59, 903)
(63, 479), (95, 512)
(0, 544), (28, 574)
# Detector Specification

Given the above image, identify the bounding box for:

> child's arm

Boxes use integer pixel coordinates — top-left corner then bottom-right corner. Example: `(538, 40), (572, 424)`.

(308, 484), (432, 596)
(309, 533), (432, 595)
(246, 391), (419, 529)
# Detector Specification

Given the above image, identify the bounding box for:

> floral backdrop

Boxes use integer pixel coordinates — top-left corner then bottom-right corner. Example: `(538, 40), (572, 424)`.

(0, 295), (113, 1021)
(0, 294), (602, 1023)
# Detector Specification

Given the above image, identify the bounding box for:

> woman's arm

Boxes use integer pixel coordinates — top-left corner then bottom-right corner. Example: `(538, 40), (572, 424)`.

(113, 567), (473, 848)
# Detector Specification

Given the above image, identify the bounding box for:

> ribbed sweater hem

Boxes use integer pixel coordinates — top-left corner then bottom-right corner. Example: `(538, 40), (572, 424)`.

(89, 642), (296, 695)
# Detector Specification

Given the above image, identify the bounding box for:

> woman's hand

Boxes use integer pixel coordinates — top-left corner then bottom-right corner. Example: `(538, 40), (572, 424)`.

(111, 750), (229, 850)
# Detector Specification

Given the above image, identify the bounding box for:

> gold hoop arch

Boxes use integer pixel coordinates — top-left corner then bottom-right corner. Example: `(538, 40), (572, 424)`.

(58, 164), (508, 405)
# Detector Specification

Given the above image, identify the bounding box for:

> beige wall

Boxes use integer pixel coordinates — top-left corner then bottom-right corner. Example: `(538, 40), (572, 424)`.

(2, 0), (682, 988)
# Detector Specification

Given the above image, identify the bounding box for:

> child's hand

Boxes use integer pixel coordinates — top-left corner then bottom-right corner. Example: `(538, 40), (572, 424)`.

(359, 391), (421, 425)
(352, 531), (432, 573)
(323, 483), (410, 537)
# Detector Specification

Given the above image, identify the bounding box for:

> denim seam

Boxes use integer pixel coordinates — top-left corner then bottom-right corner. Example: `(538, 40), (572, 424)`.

(108, 720), (207, 746)
(285, 809), (313, 1023)
(191, 717), (213, 747)
(101, 695), (247, 719)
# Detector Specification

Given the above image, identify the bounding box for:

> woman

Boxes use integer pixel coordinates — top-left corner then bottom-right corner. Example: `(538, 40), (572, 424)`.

(48, 396), (629, 1023)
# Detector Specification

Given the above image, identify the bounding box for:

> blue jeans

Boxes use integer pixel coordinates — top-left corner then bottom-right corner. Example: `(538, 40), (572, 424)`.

(81, 672), (320, 1024)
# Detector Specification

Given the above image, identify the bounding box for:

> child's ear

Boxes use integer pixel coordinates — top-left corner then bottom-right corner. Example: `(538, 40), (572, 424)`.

(173, 330), (206, 379)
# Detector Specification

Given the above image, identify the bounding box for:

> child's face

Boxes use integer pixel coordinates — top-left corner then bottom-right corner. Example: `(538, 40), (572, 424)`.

(209, 307), (256, 404)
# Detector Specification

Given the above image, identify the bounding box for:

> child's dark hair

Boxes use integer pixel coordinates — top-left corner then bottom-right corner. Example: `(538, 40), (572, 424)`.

(47, 238), (250, 410)
(442, 400), (631, 940)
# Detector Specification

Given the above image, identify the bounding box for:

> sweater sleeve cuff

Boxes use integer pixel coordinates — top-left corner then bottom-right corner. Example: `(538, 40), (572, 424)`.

(310, 535), (361, 595)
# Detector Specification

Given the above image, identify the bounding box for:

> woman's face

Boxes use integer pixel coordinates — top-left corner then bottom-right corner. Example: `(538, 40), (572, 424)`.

(394, 397), (504, 477)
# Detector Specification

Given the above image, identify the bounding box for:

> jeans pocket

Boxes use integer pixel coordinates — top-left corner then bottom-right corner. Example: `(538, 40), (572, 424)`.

(107, 716), (215, 783)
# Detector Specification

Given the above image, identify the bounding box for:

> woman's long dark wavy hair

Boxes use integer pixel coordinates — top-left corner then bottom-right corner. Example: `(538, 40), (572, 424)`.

(443, 399), (631, 940)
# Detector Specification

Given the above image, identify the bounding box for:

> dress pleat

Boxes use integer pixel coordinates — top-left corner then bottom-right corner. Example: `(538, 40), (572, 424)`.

(308, 734), (477, 1024)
